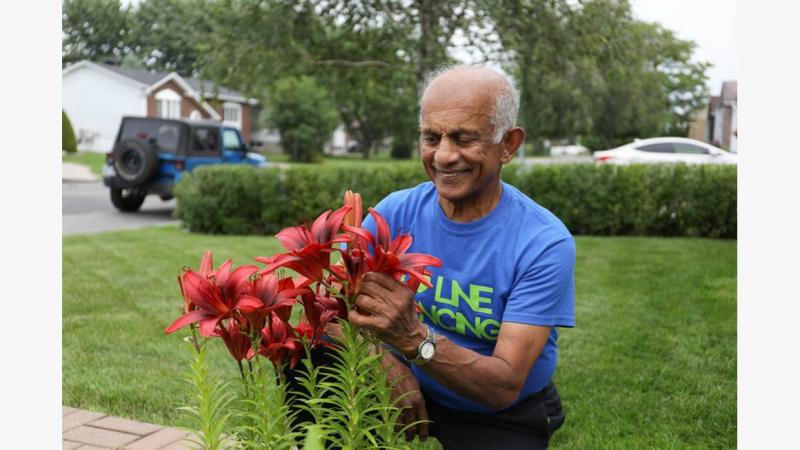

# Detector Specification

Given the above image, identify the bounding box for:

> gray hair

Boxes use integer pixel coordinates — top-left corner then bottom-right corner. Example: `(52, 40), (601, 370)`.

(420, 64), (520, 144)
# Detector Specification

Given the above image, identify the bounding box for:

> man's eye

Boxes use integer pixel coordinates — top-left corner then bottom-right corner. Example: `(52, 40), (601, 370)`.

(456, 137), (476, 145)
(423, 136), (440, 145)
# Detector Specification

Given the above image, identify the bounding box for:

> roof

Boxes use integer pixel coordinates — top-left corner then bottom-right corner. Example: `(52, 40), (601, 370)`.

(100, 63), (249, 101)
(121, 115), (225, 127)
(720, 81), (737, 103)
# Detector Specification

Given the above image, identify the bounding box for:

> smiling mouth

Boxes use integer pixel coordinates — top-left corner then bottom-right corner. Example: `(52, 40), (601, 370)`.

(436, 168), (471, 181)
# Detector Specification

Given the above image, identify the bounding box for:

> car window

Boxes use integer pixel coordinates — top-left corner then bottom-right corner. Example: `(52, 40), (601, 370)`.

(636, 143), (674, 153)
(191, 128), (221, 155)
(222, 129), (244, 151)
(673, 143), (710, 154)
(119, 119), (180, 153)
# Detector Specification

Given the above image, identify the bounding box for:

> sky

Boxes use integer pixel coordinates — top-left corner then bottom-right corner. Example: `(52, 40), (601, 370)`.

(630, 0), (737, 95)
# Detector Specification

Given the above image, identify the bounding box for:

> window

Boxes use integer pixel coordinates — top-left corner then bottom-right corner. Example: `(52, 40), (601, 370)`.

(155, 88), (182, 119)
(224, 105), (240, 122)
(192, 128), (220, 155)
(118, 118), (182, 153)
(637, 143), (674, 153)
(222, 129), (244, 151)
(673, 143), (709, 155)
(156, 99), (180, 118)
(222, 102), (242, 128)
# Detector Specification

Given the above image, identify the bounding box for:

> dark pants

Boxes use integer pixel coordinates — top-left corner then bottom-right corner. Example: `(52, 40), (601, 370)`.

(425, 381), (565, 449)
(285, 345), (565, 449)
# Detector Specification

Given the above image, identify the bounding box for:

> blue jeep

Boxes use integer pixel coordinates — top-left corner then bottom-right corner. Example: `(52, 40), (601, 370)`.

(103, 116), (268, 212)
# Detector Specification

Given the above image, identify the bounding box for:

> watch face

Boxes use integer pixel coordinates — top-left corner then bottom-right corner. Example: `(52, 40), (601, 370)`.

(420, 342), (435, 360)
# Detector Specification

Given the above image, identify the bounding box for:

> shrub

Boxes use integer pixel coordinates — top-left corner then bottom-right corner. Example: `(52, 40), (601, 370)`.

(176, 163), (736, 238)
(62, 110), (78, 153)
(389, 139), (413, 159)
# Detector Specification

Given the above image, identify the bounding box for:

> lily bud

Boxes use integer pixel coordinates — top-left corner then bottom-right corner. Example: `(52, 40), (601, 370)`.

(343, 190), (363, 228)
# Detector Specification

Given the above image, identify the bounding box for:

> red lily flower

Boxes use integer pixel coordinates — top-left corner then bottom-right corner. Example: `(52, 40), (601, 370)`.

(237, 273), (307, 330)
(254, 315), (304, 369)
(165, 262), (259, 337)
(177, 250), (215, 313)
(216, 319), (251, 362)
(256, 206), (352, 281)
(346, 208), (442, 290)
(299, 285), (346, 343)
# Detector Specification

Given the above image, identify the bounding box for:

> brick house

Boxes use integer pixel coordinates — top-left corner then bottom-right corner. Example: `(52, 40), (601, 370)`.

(62, 60), (257, 152)
(706, 81), (737, 152)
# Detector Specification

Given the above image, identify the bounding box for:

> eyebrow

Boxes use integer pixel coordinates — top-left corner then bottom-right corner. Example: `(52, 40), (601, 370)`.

(421, 128), (480, 137)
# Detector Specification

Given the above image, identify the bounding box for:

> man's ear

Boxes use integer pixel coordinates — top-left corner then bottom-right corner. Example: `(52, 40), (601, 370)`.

(500, 127), (525, 164)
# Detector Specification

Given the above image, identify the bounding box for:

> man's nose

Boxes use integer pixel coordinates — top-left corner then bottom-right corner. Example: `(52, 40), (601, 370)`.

(433, 137), (461, 166)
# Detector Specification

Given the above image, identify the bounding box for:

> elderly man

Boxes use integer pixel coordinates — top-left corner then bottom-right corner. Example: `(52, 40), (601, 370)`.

(349, 64), (576, 449)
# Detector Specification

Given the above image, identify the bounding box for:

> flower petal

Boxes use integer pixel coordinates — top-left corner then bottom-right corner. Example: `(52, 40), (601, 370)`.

(164, 309), (208, 334)
(368, 208), (391, 249)
(276, 226), (312, 252)
(236, 294), (265, 313)
(199, 250), (213, 277)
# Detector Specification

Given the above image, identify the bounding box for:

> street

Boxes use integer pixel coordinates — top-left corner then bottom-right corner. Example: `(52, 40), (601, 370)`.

(62, 181), (179, 235)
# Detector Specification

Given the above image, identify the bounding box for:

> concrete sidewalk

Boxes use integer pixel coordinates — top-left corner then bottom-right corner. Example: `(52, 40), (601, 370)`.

(63, 406), (194, 449)
(63, 162), (100, 183)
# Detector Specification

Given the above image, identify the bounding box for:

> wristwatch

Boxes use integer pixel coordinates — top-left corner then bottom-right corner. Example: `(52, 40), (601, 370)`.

(408, 324), (436, 365)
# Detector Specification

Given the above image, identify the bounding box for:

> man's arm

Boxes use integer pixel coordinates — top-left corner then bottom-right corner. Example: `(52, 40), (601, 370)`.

(349, 272), (551, 411)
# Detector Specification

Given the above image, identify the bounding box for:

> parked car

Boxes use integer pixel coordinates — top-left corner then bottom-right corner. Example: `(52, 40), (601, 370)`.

(550, 144), (590, 156)
(103, 116), (268, 212)
(593, 137), (737, 165)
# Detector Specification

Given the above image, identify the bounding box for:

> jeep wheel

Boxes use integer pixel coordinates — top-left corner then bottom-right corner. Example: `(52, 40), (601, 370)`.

(112, 139), (159, 186)
(110, 188), (146, 212)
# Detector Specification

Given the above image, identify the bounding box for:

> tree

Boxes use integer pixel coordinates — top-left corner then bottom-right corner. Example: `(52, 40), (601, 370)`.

(196, 0), (483, 159)
(129, 0), (216, 76)
(487, 0), (709, 150)
(269, 76), (340, 162)
(62, 0), (133, 66)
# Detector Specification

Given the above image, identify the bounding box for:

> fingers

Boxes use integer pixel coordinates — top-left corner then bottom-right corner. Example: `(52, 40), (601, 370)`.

(361, 271), (408, 292)
(404, 408), (416, 442)
(357, 275), (395, 300)
(353, 293), (382, 316)
(415, 396), (429, 441)
(401, 390), (429, 442)
(347, 308), (383, 330)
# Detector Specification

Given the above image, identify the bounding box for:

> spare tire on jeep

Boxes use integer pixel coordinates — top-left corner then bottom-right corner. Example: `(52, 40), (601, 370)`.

(112, 139), (159, 186)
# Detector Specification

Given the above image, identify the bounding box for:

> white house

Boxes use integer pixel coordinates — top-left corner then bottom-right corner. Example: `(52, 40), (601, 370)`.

(62, 60), (258, 152)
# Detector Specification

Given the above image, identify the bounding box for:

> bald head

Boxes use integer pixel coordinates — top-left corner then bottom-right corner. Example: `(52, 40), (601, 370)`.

(420, 65), (520, 143)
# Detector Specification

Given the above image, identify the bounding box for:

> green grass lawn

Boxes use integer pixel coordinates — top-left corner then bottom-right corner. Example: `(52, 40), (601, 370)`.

(63, 227), (736, 448)
(63, 151), (107, 175)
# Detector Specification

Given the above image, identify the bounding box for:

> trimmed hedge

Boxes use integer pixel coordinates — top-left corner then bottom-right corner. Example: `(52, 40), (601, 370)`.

(175, 163), (736, 238)
(62, 110), (78, 153)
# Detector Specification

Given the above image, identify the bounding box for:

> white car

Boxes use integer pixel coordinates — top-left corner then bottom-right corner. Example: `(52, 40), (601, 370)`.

(550, 144), (590, 156)
(593, 137), (737, 165)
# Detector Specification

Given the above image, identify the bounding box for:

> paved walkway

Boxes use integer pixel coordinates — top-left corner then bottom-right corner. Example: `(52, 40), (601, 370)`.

(63, 161), (100, 182)
(63, 406), (195, 449)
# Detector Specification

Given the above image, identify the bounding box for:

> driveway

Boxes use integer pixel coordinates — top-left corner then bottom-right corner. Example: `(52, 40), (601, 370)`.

(62, 181), (179, 235)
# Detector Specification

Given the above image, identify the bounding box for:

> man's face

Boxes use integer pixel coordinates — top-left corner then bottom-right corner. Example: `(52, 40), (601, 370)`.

(419, 87), (511, 207)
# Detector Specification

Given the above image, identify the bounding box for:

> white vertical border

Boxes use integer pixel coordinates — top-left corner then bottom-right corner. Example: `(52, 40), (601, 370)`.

(0, 0), (61, 447)
(739, 0), (800, 447)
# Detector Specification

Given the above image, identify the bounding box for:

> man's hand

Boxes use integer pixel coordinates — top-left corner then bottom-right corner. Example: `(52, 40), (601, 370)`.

(381, 352), (429, 442)
(348, 272), (427, 358)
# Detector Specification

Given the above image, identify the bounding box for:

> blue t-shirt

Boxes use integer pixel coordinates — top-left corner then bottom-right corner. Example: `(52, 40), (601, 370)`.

(362, 181), (576, 414)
